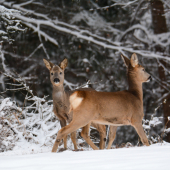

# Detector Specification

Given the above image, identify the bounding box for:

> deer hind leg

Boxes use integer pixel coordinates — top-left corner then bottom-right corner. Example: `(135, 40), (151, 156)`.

(52, 115), (92, 152)
(133, 122), (149, 146)
(81, 123), (99, 150)
(98, 125), (106, 150)
(91, 123), (106, 149)
(107, 126), (117, 149)
(70, 131), (78, 150)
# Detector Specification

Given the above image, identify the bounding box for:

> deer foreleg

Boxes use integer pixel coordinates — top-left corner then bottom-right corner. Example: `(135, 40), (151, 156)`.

(52, 116), (92, 152)
(59, 118), (67, 149)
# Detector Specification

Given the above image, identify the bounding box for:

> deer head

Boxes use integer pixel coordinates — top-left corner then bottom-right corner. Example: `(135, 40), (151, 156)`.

(43, 58), (68, 87)
(121, 53), (151, 83)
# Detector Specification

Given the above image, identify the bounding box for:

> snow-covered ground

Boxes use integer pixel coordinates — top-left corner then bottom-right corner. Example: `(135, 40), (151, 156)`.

(1, 143), (170, 170)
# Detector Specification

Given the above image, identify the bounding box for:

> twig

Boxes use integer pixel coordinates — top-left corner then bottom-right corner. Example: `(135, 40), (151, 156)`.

(13, 111), (21, 125)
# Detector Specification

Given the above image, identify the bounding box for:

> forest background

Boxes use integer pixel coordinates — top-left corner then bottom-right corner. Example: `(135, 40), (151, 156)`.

(0, 0), (170, 152)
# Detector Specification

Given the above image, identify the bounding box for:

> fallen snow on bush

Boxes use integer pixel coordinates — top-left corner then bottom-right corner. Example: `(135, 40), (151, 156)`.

(0, 97), (61, 152)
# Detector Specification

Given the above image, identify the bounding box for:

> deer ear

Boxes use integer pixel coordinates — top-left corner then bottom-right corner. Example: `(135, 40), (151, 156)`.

(130, 53), (138, 67)
(121, 54), (130, 67)
(43, 59), (54, 70)
(59, 58), (68, 70)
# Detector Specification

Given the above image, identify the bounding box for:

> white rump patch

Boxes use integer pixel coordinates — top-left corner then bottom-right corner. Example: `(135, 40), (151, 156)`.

(70, 92), (83, 109)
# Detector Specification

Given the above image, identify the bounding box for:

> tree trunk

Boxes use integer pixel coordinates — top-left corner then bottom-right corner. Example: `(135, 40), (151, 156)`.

(151, 0), (170, 142)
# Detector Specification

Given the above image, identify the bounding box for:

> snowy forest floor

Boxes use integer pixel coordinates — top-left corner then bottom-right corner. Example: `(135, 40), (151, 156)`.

(0, 142), (170, 170)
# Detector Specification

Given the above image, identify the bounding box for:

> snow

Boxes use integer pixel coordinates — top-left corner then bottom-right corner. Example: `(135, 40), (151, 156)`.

(149, 117), (162, 127)
(82, 58), (89, 63)
(164, 128), (170, 133)
(0, 5), (19, 19)
(0, 143), (170, 170)
(0, 30), (7, 35)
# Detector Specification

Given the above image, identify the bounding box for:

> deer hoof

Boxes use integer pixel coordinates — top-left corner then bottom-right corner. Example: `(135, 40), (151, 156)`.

(73, 149), (84, 152)
(58, 148), (67, 152)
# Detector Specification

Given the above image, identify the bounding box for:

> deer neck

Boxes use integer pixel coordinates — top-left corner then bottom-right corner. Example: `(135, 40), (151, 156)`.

(52, 84), (66, 102)
(127, 72), (143, 102)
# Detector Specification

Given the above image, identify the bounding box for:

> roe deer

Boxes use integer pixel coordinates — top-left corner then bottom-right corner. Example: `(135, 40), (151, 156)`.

(51, 53), (151, 152)
(43, 58), (106, 151)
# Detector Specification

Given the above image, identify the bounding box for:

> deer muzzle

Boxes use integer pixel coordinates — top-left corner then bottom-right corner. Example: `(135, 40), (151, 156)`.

(54, 78), (60, 84)
(147, 76), (152, 82)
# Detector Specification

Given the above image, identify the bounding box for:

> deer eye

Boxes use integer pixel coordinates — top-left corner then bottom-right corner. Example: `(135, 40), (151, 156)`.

(51, 72), (53, 75)
(142, 68), (145, 71)
(60, 72), (62, 75)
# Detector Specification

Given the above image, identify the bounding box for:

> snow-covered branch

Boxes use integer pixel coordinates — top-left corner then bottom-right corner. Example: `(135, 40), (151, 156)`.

(0, 5), (25, 35)
(89, 0), (138, 11)
(8, 14), (170, 62)
(0, 71), (34, 97)
(1, 1), (170, 64)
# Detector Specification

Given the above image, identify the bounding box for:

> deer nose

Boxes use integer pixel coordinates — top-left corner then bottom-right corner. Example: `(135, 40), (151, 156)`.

(54, 78), (60, 83)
